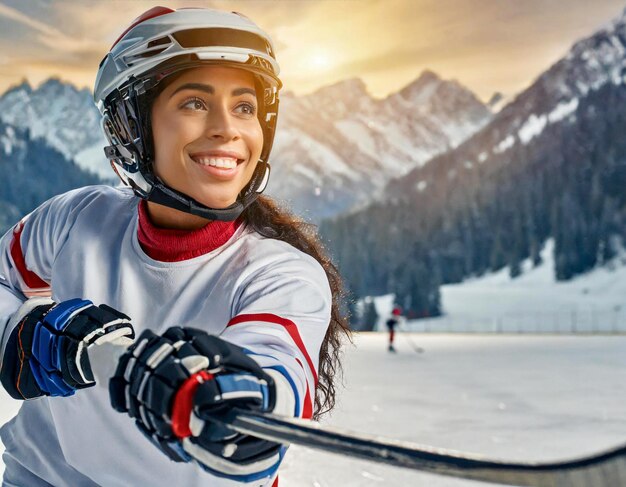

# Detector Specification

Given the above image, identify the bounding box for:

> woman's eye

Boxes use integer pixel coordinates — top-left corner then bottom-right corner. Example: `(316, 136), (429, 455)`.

(181, 97), (206, 111)
(236, 102), (257, 115)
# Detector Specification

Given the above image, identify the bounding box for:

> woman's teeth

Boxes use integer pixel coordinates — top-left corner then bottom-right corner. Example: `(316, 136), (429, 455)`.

(194, 157), (238, 169)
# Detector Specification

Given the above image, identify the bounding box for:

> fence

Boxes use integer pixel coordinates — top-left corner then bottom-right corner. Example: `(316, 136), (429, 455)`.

(396, 306), (626, 334)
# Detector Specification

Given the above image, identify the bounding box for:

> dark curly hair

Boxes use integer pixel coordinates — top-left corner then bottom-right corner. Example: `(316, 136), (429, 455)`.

(242, 197), (352, 419)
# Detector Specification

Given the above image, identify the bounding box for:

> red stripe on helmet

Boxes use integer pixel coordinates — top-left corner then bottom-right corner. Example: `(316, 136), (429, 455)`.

(111, 6), (176, 50)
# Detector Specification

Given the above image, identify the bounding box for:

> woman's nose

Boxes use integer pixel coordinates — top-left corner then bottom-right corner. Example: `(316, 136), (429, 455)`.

(204, 105), (239, 141)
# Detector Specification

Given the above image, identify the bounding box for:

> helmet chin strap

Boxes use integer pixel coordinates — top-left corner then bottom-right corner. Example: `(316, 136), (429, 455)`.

(142, 162), (270, 222)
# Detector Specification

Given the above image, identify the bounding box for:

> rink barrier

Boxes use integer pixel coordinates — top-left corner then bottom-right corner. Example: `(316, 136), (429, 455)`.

(374, 307), (626, 334)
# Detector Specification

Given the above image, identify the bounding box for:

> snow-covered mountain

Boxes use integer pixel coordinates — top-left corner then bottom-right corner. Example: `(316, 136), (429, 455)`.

(0, 119), (101, 233)
(412, 8), (626, 176)
(0, 72), (491, 220)
(322, 8), (626, 317)
(0, 78), (110, 178)
(380, 9), (626, 204)
(487, 92), (510, 113)
(270, 72), (491, 220)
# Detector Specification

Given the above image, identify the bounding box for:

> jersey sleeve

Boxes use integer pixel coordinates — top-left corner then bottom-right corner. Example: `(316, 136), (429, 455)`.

(222, 245), (332, 420)
(0, 187), (94, 363)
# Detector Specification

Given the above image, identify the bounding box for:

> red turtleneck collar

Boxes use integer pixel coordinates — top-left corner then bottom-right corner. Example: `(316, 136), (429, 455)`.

(137, 199), (242, 262)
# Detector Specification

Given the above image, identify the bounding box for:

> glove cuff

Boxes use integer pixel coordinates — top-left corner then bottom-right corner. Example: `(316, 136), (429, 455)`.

(7, 297), (55, 332)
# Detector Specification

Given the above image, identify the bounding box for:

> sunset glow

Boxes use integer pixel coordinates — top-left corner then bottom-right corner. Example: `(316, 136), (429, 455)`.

(0, 0), (625, 101)
(308, 51), (333, 72)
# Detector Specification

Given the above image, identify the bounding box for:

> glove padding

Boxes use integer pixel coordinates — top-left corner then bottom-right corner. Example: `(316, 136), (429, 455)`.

(0, 297), (135, 399)
(110, 327), (284, 482)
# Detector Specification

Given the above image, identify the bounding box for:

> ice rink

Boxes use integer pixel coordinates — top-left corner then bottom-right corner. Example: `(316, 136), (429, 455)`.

(0, 333), (624, 486)
(280, 333), (626, 486)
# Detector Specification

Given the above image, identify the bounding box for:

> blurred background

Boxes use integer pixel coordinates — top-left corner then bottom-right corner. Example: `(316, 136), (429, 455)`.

(1, 1), (626, 485)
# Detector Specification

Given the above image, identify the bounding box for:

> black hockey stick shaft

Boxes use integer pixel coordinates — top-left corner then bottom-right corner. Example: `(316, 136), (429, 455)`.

(97, 344), (623, 486)
(397, 318), (423, 353)
(399, 331), (424, 353)
(220, 408), (626, 487)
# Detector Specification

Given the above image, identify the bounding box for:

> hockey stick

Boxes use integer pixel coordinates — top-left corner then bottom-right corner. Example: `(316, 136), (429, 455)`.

(217, 408), (626, 487)
(397, 318), (424, 353)
(398, 331), (424, 353)
(95, 345), (624, 486)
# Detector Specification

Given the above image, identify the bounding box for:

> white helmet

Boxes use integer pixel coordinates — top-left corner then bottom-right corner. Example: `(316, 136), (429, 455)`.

(94, 6), (281, 221)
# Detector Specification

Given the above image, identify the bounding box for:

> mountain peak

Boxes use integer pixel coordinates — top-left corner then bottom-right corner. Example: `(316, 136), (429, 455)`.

(416, 69), (441, 84)
(302, 78), (372, 117)
(312, 77), (369, 98)
(391, 69), (468, 103)
(396, 70), (450, 103)
(2, 78), (32, 97)
(38, 77), (75, 93)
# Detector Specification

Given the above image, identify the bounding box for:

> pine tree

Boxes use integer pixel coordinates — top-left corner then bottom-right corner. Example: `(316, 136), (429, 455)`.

(361, 299), (379, 332)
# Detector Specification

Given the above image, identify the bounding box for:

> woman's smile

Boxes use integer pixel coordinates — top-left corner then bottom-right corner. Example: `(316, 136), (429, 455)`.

(190, 154), (246, 181)
(188, 149), (247, 181)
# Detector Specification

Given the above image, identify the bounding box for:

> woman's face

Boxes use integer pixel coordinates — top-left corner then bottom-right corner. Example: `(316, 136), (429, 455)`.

(150, 65), (263, 211)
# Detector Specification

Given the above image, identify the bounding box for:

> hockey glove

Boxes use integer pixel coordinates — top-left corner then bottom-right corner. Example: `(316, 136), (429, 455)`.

(110, 327), (293, 483)
(0, 297), (135, 399)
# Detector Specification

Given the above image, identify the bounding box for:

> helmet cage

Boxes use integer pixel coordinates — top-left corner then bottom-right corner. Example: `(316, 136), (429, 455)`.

(95, 8), (281, 221)
(101, 56), (279, 218)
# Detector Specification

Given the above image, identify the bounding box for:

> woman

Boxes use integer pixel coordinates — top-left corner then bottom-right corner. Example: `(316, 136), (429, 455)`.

(0, 6), (349, 486)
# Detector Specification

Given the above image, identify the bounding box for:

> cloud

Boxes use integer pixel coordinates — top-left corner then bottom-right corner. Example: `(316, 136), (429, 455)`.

(0, 2), (105, 59)
(0, 3), (63, 39)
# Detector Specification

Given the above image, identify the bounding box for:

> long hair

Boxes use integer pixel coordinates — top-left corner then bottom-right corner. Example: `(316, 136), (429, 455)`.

(242, 196), (352, 419)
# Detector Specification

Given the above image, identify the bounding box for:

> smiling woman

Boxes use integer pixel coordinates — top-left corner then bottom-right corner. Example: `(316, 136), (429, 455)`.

(148, 66), (265, 229)
(0, 5), (350, 487)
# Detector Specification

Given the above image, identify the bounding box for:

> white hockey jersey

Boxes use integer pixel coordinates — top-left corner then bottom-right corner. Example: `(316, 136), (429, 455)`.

(0, 185), (331, 487)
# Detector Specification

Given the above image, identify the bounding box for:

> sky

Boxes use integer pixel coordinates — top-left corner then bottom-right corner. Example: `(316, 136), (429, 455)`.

(0, 0), (625, 102)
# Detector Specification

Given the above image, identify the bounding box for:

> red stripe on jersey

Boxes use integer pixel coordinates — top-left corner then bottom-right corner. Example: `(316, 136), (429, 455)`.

(272, 477), (279, 487)
(227, 313), (318, 384)
(295, 357), (314, 419)
(10, 222), (49, 289)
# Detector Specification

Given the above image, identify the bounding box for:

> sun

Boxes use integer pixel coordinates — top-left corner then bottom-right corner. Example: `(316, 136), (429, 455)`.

(309, 50), (333, 71)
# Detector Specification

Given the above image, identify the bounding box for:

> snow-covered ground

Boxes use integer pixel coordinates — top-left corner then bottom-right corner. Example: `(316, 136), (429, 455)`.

(372, 240), (626, 334)
(0, 333), (624, 485)
(280, 333), (626, 486)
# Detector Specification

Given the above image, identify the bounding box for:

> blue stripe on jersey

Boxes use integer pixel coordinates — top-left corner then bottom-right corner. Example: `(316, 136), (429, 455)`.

(265, 365), (300, 417)
(243, 350), (301, 416)
(196, 445), (287, 483)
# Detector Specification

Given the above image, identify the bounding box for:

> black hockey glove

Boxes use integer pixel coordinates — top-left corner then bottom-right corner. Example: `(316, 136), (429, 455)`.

(110, 327), (287, 482)
(0, 297), (135, 399)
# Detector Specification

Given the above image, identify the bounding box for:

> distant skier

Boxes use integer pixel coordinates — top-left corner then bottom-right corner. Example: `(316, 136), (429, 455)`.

(386, 307), (403, 352)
